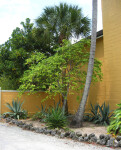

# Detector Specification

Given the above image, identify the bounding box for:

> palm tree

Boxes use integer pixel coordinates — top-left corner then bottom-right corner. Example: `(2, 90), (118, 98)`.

(36, 3), (90, 47)
(71, 0), (98, 127)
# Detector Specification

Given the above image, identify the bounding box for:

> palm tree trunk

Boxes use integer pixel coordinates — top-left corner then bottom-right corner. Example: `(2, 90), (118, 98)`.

(70, 0), (97, 128)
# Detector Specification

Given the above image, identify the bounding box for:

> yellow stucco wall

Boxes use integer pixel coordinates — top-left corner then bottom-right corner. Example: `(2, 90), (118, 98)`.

(1, 91), (60, 115)
(102, 0), (121, 110)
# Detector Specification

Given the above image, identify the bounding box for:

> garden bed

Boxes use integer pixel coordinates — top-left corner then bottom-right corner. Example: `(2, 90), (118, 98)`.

(19, 119), (107, 137)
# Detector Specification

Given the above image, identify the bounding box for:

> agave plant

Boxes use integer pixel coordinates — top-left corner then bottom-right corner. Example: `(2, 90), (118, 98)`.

(4, 99), (27, 119)
(45, 101), (67, 129)
(84, 102), (112, 125)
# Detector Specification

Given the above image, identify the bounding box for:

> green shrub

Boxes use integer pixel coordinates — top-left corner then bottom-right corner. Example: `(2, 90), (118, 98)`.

(4, 99), (27, 119)
(45, 106), (67, 129)
(32, 112), (43, 121)
(32, 104), (49, 122)
(108, 102), (121, 135)
(84, 102), (112, 125)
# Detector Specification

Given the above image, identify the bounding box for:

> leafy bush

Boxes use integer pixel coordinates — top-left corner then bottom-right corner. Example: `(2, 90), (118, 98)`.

(108, 102), (121, 135)
(84, 102), (112, 125)
(32, 104), (48, 121)
(4, 99), (27, 119)
(45, 105), (67, 129)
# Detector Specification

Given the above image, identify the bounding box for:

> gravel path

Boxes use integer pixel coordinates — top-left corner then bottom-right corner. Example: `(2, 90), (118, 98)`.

(0, 122), (113, 150)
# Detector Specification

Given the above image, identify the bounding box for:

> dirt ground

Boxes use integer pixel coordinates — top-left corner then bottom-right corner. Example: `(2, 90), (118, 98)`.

(19, 119), (107, 138)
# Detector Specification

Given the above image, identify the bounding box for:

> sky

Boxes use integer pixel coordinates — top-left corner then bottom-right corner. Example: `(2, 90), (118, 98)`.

(0, 0), (102, 45)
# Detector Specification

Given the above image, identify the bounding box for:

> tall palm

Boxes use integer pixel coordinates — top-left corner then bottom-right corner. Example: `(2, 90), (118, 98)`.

(71, 0), (97, 127)
(36, 3), (90, 113)
(36, 3), (90, 47)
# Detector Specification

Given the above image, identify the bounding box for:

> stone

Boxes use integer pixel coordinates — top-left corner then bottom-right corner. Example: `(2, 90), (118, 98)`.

(99, 134), (105, 139)
(114, 142), (119, 148)
(100, 139), (107, 145)
(38, 128), (44, 133)
(96, 139), (100, 144)
(6, 118), (11, 123)
(78, 137), (84, 142)
(56, 130), (61, 135)
(69, 132), (76, 138)
(30, 127), (36, 131)
(84, 137), (89, 142)
(35, 128), (41, 133)
(22, 124), (28, 129)
(90, 136), (97, 143)
(104, 135), (111, 141)
(72, 135), (78, 140)
(65, 132), (70, 137)
(116, 136), (121, 141)
(106, 139), (114, 147)
(60, 133), (65, 138)
(83, 134), (87, 137)
(118, 141), (121, 147)
(51, 130), (56, 136)
(76, 132), (82, 137)
(88, 133), (95, 139)
(11, 119), (17, 124)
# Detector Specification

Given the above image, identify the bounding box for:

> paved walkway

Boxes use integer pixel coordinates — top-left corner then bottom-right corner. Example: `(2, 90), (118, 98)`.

(0, 122), (112, 150)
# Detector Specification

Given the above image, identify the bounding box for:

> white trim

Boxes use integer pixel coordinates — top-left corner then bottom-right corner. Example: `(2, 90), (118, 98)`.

(1, 90), (19, 92)
(96, 35), (103, 39)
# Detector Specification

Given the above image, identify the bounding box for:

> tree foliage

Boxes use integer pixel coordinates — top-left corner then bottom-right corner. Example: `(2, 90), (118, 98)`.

(36, 3), (90, 46)
(19, 39), (102, 111)
(0, 18), (52, 89)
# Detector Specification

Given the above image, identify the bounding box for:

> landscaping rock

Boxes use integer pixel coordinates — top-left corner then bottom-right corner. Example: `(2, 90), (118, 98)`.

(69, 132), (76, 138)
(83, 133), (87, 137)
(65, 131), (70, 137)
(104, 135), (111, 141)
(56, 130), (61, 135)
(106, 138), (115, 147)
(76, 132), (82, 137)
(6, 118), (11, 123)
(51, 130), (56, 136)
(60, 133), (65, 138)
(116, 136), (121, 141)
(11, 119), (17, 124)
(72, 135), (78, 140)
(99, 139), (107, 145)
(99, 134), (105, 139)
(78, 137), (84, 142)
(88, 133), (95, 140)
(84, 136), (88, 142)
(90, 136), (97, 143)
(96, 139), (100, 144)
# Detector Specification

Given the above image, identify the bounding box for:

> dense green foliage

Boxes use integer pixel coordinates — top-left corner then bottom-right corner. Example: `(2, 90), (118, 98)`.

(4, 99), (27, 119)
(19, 39), (102, 112)
(0, 18), (53, 90)
(45, 107), (67, 129)
(108, 102), (121, 135)
(36, 3), (90, 46)
(84, 102), (112, 125)
(0, 3), (91, 90)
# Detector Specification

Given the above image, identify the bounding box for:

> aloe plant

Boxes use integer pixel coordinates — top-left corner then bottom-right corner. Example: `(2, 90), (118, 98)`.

(4, 99), (27, 119)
